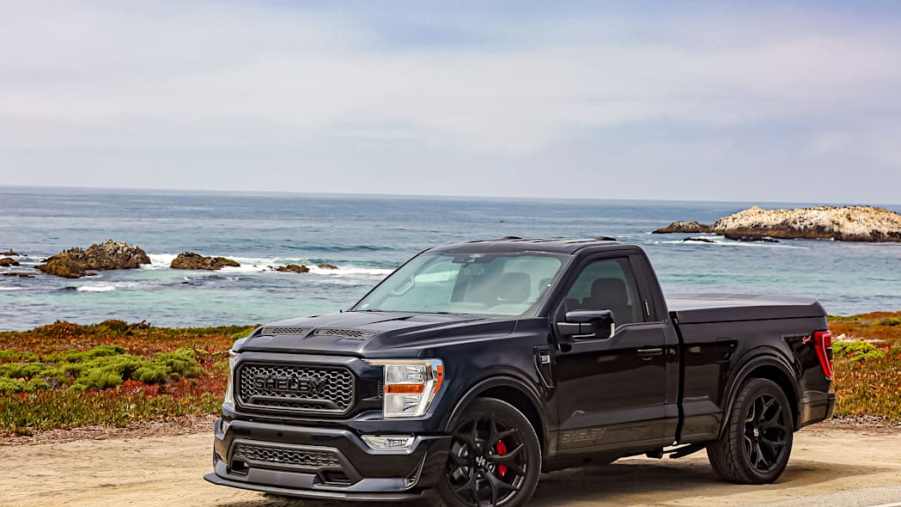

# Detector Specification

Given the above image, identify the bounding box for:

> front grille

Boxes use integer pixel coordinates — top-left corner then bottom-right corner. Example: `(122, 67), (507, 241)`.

(232, 442), (342, 471)
(237, 363), (355, 414)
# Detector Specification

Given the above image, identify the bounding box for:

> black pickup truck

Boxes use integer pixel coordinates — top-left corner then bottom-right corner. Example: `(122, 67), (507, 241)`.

(205, 238), (835, 506)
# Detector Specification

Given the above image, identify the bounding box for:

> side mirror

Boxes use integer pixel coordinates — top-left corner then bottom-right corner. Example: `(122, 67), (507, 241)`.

(557, 310), (615, 340)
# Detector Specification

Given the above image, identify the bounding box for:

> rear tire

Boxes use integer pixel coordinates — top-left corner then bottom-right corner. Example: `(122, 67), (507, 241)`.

(707, 378), (794, 484)
(438, 398), (541, 507)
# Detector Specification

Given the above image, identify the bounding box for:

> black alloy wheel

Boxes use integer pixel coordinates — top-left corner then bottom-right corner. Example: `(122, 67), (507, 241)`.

(743, 393), (790, 473)
(439, 398), (541, 507)
(707, 378), (795, 484)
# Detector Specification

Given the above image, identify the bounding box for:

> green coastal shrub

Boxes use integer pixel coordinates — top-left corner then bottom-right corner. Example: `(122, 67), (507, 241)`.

(72, 368), (126, 390)
(134, 364), (169, 384)
(151, 349), (203, 378)
(133, 349), (202, 383)
(0, 377), (48, 394)
(0, 378), (28, 393)
(0, 345), (202, 391)
(0, 362), (45, 379)
(69, 354), (143, 390)
(833, 340), (885, 362)
(44, 344), (125, 363)
(0, 350), (38, 363)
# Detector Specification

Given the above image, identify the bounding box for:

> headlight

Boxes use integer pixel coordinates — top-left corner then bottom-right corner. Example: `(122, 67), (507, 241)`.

(369, 359), (444, 418)
(223, 350), (238, 406)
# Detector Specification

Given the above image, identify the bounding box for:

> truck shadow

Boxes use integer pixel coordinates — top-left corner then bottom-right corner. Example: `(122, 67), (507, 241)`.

(530, 458), (881, 505)
(220, 458), (884, 506)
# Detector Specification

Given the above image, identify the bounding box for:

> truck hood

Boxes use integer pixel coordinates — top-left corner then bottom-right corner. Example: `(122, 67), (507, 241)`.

(235, 311), (515, 357)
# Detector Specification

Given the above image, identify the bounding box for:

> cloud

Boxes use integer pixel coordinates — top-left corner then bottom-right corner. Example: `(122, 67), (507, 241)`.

(1, 1), (900, 202)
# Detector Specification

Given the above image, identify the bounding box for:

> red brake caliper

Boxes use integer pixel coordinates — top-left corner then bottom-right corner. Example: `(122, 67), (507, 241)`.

(496, 439), (508, 477)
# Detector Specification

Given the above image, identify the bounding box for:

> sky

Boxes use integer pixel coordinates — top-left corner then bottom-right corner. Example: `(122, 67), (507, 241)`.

(2, 1), (901, 203)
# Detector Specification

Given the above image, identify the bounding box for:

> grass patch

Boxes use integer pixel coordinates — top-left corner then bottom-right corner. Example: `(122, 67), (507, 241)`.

(828, 311), (901, 343)
(829, 311), (901, 422)
(833, 340), (886, 362)
(1, 313), (899, 434)
(831, 346), (901, 422)
(0, 320), (254, 434)
(0, 345), (204, 392)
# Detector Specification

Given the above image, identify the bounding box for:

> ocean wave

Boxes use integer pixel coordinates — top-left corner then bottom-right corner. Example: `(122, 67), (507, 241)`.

(309, 265), (393, 277)
(144, 253), (178, 270)
(287, 244), (397, 252)
(73, 281), (143, 292)
(143, 253), (393, 277)
(0, 287), (24, 291)
(77, 284), (117, 292)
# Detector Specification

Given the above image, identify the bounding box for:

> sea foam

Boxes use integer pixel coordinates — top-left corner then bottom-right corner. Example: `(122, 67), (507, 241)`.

(144, 253), (393, 277)
(76, 284), (117, 292)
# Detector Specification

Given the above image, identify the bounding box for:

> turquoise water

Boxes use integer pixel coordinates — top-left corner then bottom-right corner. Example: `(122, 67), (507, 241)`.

(1, 187), (899, 330)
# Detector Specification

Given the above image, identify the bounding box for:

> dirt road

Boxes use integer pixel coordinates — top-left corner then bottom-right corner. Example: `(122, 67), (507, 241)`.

(3, 426), (901, 507)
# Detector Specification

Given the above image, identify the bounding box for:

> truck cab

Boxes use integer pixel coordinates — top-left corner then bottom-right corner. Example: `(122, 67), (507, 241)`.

(205, 238), (835, 506)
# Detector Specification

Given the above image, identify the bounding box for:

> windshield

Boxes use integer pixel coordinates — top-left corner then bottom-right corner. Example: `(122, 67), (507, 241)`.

(352, 252), (566, 317)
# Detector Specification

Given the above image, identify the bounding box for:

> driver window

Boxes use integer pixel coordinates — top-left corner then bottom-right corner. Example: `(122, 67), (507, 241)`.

(563, 258), (643, 324)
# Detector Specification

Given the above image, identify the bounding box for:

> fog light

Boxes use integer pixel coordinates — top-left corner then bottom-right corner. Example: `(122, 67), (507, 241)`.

(361, 434), (415, 451)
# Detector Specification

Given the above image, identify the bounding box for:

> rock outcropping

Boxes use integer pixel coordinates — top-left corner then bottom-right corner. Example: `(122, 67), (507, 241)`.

(275, 264), (310, 273)
(722, 233), (779, 243)
(0, 250), (17, 256)
(2, 272), (34, 278)
(0, 257), (19, 267)
(170, 252), (240, 271)
(655, 206), (901, 242)
(317, 263), (338, 270)
(653, 221), (713, 234)
(713, 206), (901, 242)
(38, 240), (151, 278)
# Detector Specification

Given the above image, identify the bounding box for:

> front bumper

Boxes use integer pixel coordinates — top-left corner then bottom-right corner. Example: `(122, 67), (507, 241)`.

(204, 417), (452, 501)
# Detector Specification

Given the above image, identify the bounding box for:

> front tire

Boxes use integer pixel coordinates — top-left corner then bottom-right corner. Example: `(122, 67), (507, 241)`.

(707, 378), (794, 484)
(438, 398), (541, 507)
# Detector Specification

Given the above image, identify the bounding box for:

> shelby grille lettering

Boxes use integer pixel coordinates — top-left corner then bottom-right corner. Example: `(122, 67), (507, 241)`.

(253, 375), (326, 396)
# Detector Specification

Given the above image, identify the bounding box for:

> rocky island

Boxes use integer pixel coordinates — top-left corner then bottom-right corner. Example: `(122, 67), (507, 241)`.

(170, 252), (240, 271)
(37, 240), (151, 278)
(0, 258), (19, 267)
(275, 264), (309, 273)
(654, 220), (713, 234)
(654, 205), (901, 242)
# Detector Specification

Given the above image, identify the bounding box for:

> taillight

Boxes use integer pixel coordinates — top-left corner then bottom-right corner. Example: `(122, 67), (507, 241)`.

(813, 330), (833, 380)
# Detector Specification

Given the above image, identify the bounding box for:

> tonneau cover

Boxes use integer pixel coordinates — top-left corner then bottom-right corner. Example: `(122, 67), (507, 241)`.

(668, 293), (826, 324)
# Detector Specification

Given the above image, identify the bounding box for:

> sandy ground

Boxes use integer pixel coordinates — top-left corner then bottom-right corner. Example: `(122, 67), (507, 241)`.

(2, 426), (901, 507)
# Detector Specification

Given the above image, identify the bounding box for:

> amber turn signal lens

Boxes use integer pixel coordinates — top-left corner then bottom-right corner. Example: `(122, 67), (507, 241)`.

(385, 383), (425, 394)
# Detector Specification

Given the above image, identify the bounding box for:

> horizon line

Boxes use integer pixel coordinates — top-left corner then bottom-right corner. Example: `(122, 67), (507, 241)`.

(1, 183), (899, 208)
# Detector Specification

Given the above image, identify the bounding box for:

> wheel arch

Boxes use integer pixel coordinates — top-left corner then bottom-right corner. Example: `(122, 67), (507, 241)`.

(443, 376), (549, 453)
(719, 352), (801, 437)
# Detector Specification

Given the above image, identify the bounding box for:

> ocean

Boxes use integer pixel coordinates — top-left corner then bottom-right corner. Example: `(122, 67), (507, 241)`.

(1, 187), (899, 330)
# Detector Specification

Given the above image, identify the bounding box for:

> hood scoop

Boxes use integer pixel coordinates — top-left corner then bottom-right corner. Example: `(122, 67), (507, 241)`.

(256, 326), (374, 340)
(258, 326), (308, 336)
(310, 328), (374, 340)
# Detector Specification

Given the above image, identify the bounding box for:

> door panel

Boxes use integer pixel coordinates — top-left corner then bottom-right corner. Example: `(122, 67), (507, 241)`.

(555, 324), (668, 451)
(552, 256), (669, 452)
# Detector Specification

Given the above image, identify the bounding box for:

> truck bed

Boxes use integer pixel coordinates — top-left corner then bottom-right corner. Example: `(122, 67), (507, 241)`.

(667, 293), (826, 324)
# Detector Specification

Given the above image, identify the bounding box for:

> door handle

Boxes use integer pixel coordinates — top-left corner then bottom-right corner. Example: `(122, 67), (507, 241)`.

(637, 347), (663, 359)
